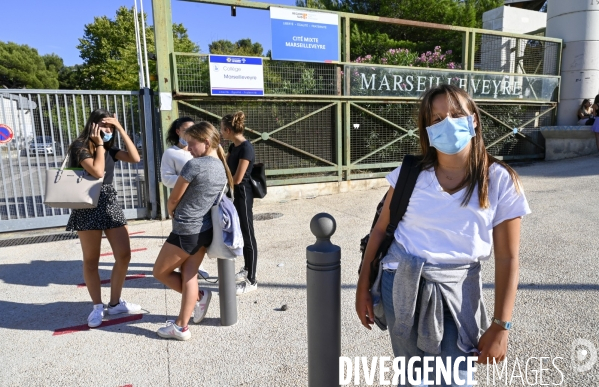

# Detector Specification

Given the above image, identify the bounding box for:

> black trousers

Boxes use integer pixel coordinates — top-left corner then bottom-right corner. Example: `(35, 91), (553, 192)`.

(234, 183), (258, 284)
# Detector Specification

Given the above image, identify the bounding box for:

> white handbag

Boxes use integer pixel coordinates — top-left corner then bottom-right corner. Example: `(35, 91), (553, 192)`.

(207, 184), (238, 259)
(44, 154), (104, 209)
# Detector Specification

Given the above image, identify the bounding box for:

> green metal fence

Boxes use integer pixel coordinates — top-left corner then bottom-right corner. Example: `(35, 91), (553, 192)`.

(174, 54), (339, 97)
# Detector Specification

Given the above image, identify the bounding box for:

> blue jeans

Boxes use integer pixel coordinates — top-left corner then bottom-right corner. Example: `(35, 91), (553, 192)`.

(381, 269), (474, 387)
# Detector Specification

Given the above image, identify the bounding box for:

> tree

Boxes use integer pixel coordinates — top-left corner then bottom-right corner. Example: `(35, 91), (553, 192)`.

(0, 42), (59, 89)
(298, 0), (504, 60)
(42, 54), (64, 75)
(350, 24), (417, 59)
(209, 39), (264, 56)
(295, 0), (341, 9)
(77, 6), (199, 90)
(306, 0), (503, 28)
(57, 64), (87, 90)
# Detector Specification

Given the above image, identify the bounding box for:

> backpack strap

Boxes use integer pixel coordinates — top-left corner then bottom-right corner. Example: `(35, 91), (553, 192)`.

(385, 155), (422, 238)
(214, 183), (229, 206)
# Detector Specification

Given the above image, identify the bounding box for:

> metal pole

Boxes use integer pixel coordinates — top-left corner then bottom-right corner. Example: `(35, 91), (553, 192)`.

(139, 0), (152, 87)
(306, 213), (341, 387)
(151, 0), (176, 220)
(217, 257), (238, 326)
(133, 0), (145, 88)
(139, 88), (157, 219)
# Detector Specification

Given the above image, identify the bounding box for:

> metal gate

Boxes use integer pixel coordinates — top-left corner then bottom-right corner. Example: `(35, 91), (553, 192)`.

(0, 90), (149, 232)
(177, 99), (343, 185)
(151, 1), (562, 190)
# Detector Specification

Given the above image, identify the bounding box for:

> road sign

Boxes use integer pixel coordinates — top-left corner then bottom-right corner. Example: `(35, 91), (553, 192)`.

(270, 7), (339, 63)
(0, 124), (14, 144)
(209, 55), (264, 96)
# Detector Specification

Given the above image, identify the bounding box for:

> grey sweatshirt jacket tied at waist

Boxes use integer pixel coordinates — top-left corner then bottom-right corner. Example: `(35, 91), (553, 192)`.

(371, 241), (490, 355)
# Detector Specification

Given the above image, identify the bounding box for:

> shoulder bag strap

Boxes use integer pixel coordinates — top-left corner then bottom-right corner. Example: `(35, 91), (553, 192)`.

(54, 154), (71, 183)
(59, 154), (70, 171)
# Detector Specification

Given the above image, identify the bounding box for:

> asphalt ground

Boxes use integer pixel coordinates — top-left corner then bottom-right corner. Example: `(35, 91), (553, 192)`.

(0, 154), (598, 387)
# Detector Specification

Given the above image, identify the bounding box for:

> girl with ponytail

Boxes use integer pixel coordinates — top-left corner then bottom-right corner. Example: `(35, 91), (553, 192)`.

(221, 111), (259, 295)
(153, 121), (233, 340)
(160, 116), (210, 279)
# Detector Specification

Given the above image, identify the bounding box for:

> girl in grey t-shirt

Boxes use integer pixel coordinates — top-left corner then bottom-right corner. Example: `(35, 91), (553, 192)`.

(153, 122), (233, 341)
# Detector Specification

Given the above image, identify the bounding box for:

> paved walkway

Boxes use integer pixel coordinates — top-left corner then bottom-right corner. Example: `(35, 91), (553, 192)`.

(1, 155), (598, 386)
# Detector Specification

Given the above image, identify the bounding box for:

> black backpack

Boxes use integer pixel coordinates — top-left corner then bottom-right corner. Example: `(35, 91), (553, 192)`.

(358, 155), (422, 288)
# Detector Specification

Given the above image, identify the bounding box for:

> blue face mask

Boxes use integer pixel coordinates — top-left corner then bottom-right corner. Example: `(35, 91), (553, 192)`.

(426, 114), (475, 155)
(102, 132), (113, 143)
(179, 137), (188, 146)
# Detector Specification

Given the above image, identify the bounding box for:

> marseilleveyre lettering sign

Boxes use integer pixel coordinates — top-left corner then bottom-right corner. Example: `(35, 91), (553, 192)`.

(345, 64), (560, 102)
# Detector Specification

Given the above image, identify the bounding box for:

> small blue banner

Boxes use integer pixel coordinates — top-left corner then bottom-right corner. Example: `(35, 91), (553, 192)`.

(209, 55), (265, 97)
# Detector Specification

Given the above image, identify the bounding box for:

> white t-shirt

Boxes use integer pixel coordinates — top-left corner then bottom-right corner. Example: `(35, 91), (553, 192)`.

(382, 162), (531, 267)
(160, 145), (193, 188)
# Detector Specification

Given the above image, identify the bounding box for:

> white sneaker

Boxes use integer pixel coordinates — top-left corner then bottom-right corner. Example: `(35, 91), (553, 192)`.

(106, 298), (141, 315)
(193, 289), (212, 324)
(235, 268), (248, 281)
(87, 304), (104, 328)
(157, 320), (191, 341)
(198, 268), (210, 279)
(236, 279), (257, 295)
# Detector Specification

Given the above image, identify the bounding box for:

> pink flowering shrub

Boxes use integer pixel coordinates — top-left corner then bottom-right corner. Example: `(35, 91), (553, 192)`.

(353, 46), (461, 70)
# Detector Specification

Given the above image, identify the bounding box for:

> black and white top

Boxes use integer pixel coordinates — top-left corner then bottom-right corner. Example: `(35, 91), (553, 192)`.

(68, 140), (119, 185)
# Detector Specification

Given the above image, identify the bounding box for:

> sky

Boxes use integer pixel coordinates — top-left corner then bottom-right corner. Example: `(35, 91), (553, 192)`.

(1, 0), (297, 66)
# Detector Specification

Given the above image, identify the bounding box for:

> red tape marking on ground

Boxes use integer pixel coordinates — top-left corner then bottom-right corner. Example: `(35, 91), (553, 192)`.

(77, 274), (147, 288)
(53, 314), (143, 336)
(103, 230), (145, 238)
(100, 247), (147, 257)
(119, 385), (133, 387)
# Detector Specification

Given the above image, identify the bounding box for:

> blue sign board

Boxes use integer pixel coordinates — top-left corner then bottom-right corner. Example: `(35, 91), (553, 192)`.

(270, 7), (339, 63)
(209, 55), (265, 96)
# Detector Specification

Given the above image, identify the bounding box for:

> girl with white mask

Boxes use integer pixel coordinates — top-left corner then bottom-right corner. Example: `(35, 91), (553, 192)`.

(66, 109), (142, 328)
(356, 85), (530, 387)
(160, 117), (210, 279)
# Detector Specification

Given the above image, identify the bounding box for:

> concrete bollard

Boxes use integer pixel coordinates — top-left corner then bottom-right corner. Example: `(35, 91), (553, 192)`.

(217, 257), (237, 326)
(306, 213), (341, 387)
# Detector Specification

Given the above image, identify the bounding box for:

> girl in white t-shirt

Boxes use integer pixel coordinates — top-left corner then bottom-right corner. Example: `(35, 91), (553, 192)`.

(160, 117), (210, 279)
(356, 85), (530, 387)
(161, 117), (194, 189)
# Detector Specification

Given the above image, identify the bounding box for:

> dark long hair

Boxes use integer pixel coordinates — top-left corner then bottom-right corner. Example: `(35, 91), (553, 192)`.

(417, 84), (522, 208)
(70, 109), (115, 158)
(166, 117), (194, 146)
